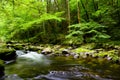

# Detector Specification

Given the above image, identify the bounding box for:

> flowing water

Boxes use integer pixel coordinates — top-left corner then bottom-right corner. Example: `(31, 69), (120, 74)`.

(3, 50), (120, 80)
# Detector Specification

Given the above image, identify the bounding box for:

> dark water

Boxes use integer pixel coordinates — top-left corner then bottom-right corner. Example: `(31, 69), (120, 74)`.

(4, 53), (120, 80)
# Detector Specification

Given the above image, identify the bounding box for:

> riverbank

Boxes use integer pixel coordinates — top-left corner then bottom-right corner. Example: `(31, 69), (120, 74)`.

(1, 42), (120, 64)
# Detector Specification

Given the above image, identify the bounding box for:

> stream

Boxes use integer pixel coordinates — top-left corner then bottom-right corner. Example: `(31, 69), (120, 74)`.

(3, 50), (120, 80)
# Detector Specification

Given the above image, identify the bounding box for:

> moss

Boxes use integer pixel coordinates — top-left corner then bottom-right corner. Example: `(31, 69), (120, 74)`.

(73, 47), (94, 53)
(27, 46), (41, 51)
(93, 50), (120, 61)
(80, 43), (96, 49)
(7, 44), (24, 50)
(0, 43), (9, 49)
(0, 48), (16, 61)
(5, 63), (49, 78)
(0, 60), (4, 66)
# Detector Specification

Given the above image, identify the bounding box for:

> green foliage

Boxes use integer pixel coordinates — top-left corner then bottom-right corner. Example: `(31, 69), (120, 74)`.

(0, 0), (65, 43)
(0, 0), (120, 44)
(0, 60), (4, 66)
(70, 0), (120, 41)
(9, 12), (64, 42)
(65, 23), (84, 44)
(91, 0), (120, 40)
(94, 50), (119, 61)
(66, 21), (110, 44)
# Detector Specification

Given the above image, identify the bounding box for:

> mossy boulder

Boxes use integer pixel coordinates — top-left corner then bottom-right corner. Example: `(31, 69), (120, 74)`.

(0, 60), (4, 78)
(7, 44), (24, 50)
(41, 47), (53, 54)
(27, 45), (42, 51)
(0, 48), (16, 61)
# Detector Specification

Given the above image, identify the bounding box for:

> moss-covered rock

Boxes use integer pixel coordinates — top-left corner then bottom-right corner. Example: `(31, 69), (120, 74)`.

(0, 48), (16, 61)
(7, 44), (25, 50)
(0, 60), (4, 78)
(27, 45), (42, 52)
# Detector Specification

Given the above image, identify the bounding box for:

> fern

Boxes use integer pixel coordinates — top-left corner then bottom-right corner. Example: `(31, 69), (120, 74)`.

(66, 21), (110, 44)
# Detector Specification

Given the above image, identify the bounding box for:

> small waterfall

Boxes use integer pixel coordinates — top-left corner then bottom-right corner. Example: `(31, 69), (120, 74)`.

(16, 50), (51, 65)
(16, 50), (26, 56)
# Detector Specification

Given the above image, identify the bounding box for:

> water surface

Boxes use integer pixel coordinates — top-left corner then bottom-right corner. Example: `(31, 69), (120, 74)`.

(4, 51), (120, 80)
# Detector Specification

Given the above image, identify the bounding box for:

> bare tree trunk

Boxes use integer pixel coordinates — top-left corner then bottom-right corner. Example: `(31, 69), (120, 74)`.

(92, 0), (98, 11)
(77, 0), (80, 23)
(66, 0), (70, 26)
(46, 0), (51, 13)
(54, 0), (60, 11)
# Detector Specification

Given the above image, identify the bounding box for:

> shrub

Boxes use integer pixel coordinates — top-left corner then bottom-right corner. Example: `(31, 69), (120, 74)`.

(66, 21), (110, 45)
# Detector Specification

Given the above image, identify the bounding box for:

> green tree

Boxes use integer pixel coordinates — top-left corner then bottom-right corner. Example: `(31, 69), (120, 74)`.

(0, 0), (64, 43)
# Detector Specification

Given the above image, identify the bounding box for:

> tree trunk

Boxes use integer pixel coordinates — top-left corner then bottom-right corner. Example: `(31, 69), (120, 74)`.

(54, 0), (60, 11)
(80, 0), (89, 22)
(92, 0), (98, 11)
(77, 0), (80, 23)
(46, 0), (51, 13)
(66, 0), (70, 26)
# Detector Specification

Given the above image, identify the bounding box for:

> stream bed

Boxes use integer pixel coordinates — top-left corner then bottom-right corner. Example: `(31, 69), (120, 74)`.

(3, 50), (120, 80)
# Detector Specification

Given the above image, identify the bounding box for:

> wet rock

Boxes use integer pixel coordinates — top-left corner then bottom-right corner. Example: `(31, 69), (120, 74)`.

(79, 52), (91, 58)
(27, 46), (41, 51)
(62, 49), (70, 55)
(41, 48), (52, 54)
(7, 44), (24, 50)
(41, 50), (46, 54)
(34, 70), (110, 80)
(46, 53), (56, 57)
(46, 71), (84, 79)
(0, 48), (16, 61)
(70, 52), (76, 56)
(5, 74), (23, 80)
(103, 55), (108, 58)
(73, 54), (79, 59)
(65, 54), (70, 57)
(67, 47), (73, 50)
(115, 59), (120, 64)
(53, 45), (61, 50)
(95, 49), (104, 53)
(85, 52), (90, 57)
(6, 41), (13, 44)
(114, 46), (120, 50)
(93, 55), (99, 58)
(5, 60), (16, 64)
(107, 56), (112, 61)
(54, 50), (61, 54)
(0, 60), (4, 78)
(79, 52), (84, 56)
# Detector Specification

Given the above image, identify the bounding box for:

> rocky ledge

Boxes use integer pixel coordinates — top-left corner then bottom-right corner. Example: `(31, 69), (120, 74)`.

(0, 48), (16, 61)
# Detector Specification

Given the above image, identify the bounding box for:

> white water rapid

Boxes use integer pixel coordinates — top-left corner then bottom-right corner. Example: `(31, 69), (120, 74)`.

(16, 50), (50, 65)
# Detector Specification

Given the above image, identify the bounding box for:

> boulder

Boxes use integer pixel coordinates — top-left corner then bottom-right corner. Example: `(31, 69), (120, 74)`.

(27, 46), (42, 51)
(0, 48), (16, 61)
(41, 48), (52, 54)
(0, 60), (4, 78)
(62, 49), (70, 54)
(73, 54), (79, 59)
(115, 59), (120, 64)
